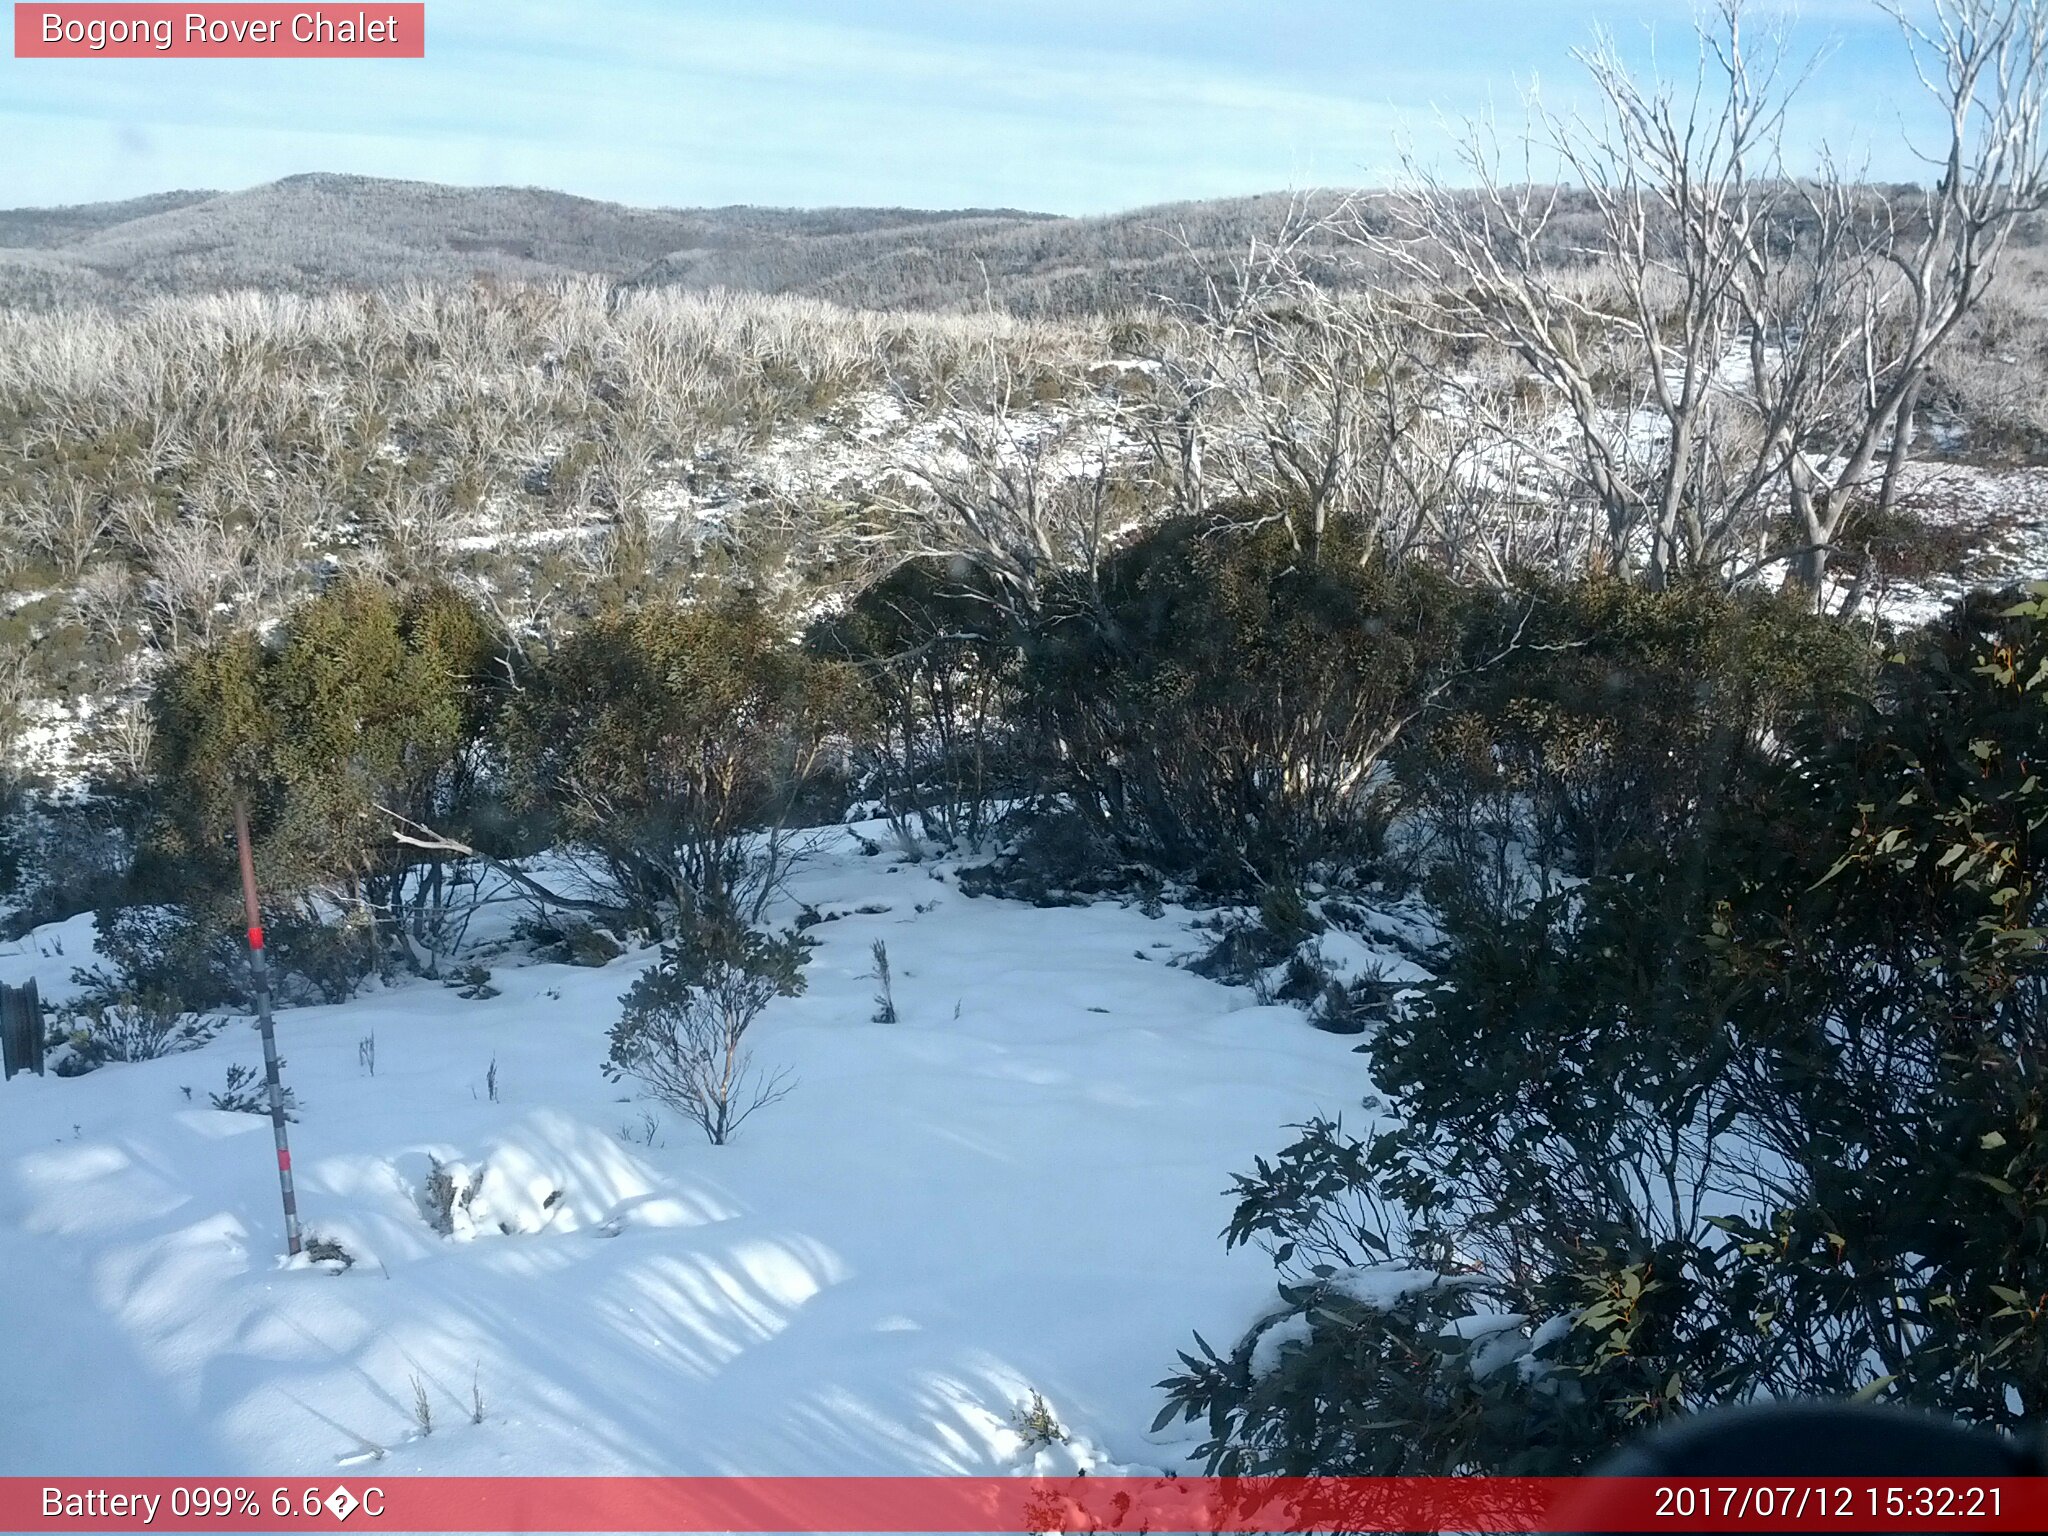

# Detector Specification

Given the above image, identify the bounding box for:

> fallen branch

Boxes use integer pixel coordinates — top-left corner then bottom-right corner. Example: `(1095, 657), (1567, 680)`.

(376, 807), (622, 918)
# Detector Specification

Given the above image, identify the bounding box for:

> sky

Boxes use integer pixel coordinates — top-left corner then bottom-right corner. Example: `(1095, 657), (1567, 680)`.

(0, 1), (1937, 215)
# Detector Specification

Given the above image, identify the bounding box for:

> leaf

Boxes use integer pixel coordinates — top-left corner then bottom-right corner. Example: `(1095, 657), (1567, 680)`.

(1850, 1375), (1899, 1403)
(1982, 1132), (2008, 1151)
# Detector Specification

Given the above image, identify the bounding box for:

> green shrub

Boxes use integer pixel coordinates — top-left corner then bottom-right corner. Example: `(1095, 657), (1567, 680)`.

(73, 901), (246, 1015)
(57, 995), (224, 1072)
(809, 558), (1019, 849)
(209, 1062), (298, 1119)
(506, 594), (865, 935)
(1405, 575), (1871, 900)
(145, 576), (505, 985)
(1025, 508), (1464, 897)
(604, 920), (811, 1144)
(1161, 582), (2048, 1471)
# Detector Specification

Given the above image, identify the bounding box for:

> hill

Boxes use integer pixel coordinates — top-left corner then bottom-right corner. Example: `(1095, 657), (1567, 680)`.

(0, 173), (1345, 315)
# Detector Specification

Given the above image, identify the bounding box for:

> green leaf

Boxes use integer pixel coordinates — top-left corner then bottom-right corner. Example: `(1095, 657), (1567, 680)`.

(1850, 1375), (1899, 1403)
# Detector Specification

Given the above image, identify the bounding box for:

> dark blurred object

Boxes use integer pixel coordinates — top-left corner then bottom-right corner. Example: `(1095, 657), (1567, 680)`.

(1556, 1401), (2043, 1535)
(0, 978), (43, 1079)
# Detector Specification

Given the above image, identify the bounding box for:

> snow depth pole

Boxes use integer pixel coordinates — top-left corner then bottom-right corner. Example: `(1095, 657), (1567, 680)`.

(234, 799), (303, 1259)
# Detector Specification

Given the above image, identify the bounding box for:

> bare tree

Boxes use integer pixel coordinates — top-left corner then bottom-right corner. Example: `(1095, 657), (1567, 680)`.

(1115, 198), (1561, 578)
(1366, 0), (2048, 594)
(1791, 0), (2048, 586)
(873, 340), (1123, 636)
(135, 510), (250, 652)
(1116, 207), (1326, 521)
(12, 476), (117, 582)
(65, 560), (140, 658)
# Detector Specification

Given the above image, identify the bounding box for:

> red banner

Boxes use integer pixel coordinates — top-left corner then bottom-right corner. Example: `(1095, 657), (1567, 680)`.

(13, 5), (424, 58)
(3, 1476), (2046, 1532)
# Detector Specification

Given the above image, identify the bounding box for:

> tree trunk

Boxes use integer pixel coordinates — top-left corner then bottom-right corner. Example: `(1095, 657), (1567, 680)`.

(1876, 373), (1924, 522)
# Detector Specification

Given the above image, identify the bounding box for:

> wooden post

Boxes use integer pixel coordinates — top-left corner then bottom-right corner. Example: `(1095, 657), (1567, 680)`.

(234, 799), (303, 1258)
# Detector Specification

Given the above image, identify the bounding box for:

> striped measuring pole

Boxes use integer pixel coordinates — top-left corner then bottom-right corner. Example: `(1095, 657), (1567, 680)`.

(233, 800), (303, 1259)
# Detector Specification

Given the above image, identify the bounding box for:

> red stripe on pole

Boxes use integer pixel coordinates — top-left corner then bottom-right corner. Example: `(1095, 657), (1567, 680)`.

(246, 925), (264, 951)
(1, 1477), (2044, 1532)
(276, 1148), (291, 1172)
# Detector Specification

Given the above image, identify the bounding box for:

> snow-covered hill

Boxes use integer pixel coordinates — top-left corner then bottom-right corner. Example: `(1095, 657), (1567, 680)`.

(0, 825), (1392, 1478)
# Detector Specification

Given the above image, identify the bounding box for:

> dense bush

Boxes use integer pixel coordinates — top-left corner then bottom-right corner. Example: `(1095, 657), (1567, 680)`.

(147, 575), (504, 990)
(1405, 575), (1872, 902)
(1161, 583), (2048, 1471)
(1709, 584), (2048, 1423)
(808, 558), (1018, 849)
(0, 784), (144, 938)
(1024, 509), (1465, 896)
(72, 902), (247, 1014)
(506, 594), (864, 935)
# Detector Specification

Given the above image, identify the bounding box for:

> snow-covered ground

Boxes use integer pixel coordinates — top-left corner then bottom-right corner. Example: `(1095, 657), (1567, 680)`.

(0, 825), (1385, 1479)
(1862, 460), (2048, 629)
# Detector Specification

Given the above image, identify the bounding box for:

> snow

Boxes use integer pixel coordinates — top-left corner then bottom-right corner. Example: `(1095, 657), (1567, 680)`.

(0, 824), (1378, 1478)
(1858, 461), (2048, 630)
(1246, 1310), (1314, 1380)
(1444, 1312), (1532, 1380)
(1322, 1264), (1459, 1310)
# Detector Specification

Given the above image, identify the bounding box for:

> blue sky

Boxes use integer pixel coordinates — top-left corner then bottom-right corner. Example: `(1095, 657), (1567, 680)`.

(1, 1), (1927, 213)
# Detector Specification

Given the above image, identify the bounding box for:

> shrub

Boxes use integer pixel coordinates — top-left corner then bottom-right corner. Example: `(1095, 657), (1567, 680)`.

(449, 962), (499, 999)
(73, 901), (246, 1015)
(0, 783), (144, 939)
(604, 921), (810, 1144)
(869, 939), (897, 1023)
(302, 1233), (355, 1273)
(1187, 885), (1325, 989)
(209, 1062), (298, 1119)
(145, 576), (506, 985)
(809, 559), (1019, 849)
(258, 904), (380, 1004)
(74, 894), (368, 1012)
(505, 594), (865, 935)
(1024, 509), (1464, 897)
(516, 913), (626, 967)
(1159, 1101), (1732, 1474)
(1012, 1390), (1068, 1450)
(1701, 583), (2048, 1425)
(419, 1154), (480, 1237)
(58, 995), (223, 1071)
(1160, 582), (2048, 1472)
(1404, 575), (1871, 898)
